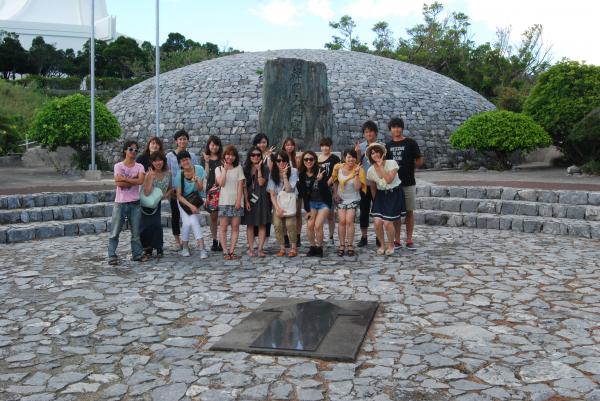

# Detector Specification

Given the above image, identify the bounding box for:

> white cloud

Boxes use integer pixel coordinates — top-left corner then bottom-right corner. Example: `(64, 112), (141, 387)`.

(307, 0), (335, 20)
(251, 0), (302, 26)
(462, 0), (600, 64)
(343, 0), (423, 20)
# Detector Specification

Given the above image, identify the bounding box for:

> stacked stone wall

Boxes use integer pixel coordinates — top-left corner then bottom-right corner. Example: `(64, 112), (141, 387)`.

(101, 49), (494, 167)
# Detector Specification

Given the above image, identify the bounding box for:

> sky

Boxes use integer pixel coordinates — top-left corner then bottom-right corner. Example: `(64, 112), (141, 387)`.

(105, 0), (600, 65)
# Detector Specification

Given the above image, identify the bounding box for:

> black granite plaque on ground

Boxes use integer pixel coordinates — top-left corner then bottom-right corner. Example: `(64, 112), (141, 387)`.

(210, 298), (379, 361)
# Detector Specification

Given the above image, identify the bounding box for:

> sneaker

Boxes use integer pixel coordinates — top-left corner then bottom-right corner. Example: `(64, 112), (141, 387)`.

(181, 247), (190, 257)
(211, 239), (219, 252)
(358, 237), (368, 247)
(199, 249), (209, 259)
(394, 241), (402, 251)
(406, 241), (417, 251)
(306, 246), (317, 257)
(108, 257), (118, 266)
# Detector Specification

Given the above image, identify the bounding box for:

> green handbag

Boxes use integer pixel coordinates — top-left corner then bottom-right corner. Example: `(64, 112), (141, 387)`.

(140, 186), (163, 210)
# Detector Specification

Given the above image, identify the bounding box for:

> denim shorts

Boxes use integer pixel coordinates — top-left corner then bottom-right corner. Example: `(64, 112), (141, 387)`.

(309, 201), (329, 210)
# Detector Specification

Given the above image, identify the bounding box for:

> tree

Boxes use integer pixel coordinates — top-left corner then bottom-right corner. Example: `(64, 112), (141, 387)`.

(325, 15), (367, 51)
(372, 21), (395, 55)
(28, 36), (65, 77)
(449, 110), (552, 168)
(103, 36), (144, 78)
(567, 107), (600, 166)
(161, 32), (187, 53)
(523, 61), (600, 162)
(0, 31), (29, 79)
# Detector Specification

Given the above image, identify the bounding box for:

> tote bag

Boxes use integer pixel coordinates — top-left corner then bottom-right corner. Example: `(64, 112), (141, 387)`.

(277, 191), (296, 217)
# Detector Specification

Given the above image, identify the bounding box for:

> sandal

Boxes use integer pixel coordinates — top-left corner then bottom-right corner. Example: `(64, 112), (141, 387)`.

(224, 253), (232, 260)
(337, 246), (345, 257)
(276, 249), (286, 257)
(248, 249), (256, 257)
(385, 247), (395, 256)
(376, 247), (385, 255)
(287, 249), (297, 257)
(230, 253), (239, 260)
(258, 250), (266, 258)
(347, 245), (355, 257)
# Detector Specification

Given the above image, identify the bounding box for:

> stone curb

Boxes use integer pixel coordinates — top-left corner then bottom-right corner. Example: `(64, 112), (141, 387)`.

(0, 190), (116, 210)
(414, 210), (600, 239)
(0, 213), (210, 244)
(417, 185), (600, 206)
(416, 197), (600, 222)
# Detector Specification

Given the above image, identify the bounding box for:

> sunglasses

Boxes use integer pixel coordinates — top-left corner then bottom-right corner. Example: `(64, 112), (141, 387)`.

(276, 159), (285, 163)
(303, 157), (315, 162)
(250, 153), (262, 157)
(127, 147), (138, 153)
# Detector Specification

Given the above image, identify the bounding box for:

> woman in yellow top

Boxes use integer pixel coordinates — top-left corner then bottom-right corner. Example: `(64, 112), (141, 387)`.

(329, 149), (366, 256)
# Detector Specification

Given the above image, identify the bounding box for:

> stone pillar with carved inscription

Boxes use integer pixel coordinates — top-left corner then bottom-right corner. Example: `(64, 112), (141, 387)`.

(259, 58), (336, 151)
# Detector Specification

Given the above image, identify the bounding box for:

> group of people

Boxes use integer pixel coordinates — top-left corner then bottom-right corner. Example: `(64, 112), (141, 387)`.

(107, 117), (422, 265)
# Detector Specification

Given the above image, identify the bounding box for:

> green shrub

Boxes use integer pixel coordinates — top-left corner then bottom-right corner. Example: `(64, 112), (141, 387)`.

(0, 112), (23, 155)
(85, 76), (145, 91)
(582, 160), (600, 175)
(567, 107), (600, 166)
(449, 110), (552, 169)
(20, 75), (82, 90)
(29, 93), (121, 154)
(523, 61), (600, 163)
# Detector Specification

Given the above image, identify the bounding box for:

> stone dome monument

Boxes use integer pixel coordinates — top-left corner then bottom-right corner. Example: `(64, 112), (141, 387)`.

(102, 49), (494, 167)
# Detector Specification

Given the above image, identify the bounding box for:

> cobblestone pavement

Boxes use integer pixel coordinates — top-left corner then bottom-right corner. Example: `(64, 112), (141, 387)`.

(0, 226), (599, 401)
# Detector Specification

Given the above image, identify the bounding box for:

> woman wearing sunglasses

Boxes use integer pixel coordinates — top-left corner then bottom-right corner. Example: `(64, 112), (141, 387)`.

(267, 151), (299, 257)
(243, 146), (271, 257)
(297, 150), (332, 257)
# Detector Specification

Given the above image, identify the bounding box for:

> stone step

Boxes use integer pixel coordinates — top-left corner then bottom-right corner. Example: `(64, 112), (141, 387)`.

(416, 197), (600, 222)
(0, 212), (210, 244)
(414, 210), (600, 239)
(417, 185), (600, 206)
(0, 200), (174, 225)
(0, 190), (116, 210)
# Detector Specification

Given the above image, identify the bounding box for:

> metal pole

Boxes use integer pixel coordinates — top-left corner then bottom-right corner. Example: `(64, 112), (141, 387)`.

(155, 0), (160, 137)
(90, 0), (96, 170)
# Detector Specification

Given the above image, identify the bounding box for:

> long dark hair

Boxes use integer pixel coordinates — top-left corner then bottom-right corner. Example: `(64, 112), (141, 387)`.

(298, 150), (318, 175)
(204, 135), (223, 159)
(282, 137), (297, 168)
(141, 136), (165, 158)
(243, 146), (262, 179)
(270, 150), (291, 186)
(252, 133), (269, 148)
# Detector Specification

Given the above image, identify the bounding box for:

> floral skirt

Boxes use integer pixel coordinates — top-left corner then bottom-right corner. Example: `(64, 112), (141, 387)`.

(218, 205), (244, 217)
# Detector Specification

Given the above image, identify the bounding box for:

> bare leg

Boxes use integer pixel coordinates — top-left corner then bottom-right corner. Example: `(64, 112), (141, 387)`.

(219, 216), (229, 254)
(314, 209), (329, 247)
(406, 211), (414, 243)
(374, 218), (384, 251)
(306, 209), (317, 246)
(384, 220), (395, 252)
(328, 212), (335, 240)
(247, 225), (255, 256)
(393, 219), (401, 243)
(346, 209), (356, 247)
(257, 225), (267, 255)
(230, 217), (241, 255)
(210, 211), (218, 242)
(337, 209), (347, 247)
